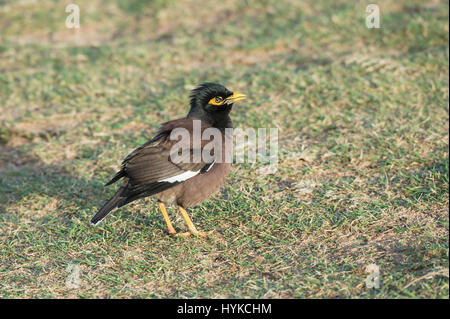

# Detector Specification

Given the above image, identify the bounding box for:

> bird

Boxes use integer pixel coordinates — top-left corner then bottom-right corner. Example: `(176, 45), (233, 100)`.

(90, 83), (245, 237)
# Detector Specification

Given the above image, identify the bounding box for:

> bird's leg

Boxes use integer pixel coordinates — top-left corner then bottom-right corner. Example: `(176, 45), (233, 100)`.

(158, 202), (176, 235)
(176, 206), (213, 237)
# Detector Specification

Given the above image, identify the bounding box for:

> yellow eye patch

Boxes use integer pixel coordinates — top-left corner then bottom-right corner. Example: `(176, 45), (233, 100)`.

(208, 96), (224, 106)
(208, 93), (246, 106)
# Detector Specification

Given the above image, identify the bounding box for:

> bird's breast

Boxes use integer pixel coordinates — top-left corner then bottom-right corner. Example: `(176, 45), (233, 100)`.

(176, 162), (231, 208)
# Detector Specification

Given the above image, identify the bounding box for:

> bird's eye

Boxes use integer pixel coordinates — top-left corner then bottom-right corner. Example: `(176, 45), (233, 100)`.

(208, 96), (224, 106)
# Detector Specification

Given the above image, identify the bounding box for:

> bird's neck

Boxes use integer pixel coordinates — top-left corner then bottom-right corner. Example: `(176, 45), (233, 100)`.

(187, 111), (233, 130)
(213, 115), (233, 130)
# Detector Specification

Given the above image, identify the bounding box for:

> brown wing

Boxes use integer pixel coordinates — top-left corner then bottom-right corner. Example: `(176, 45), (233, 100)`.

(121, 134), (206, 185)
(104, 118), (215, 206)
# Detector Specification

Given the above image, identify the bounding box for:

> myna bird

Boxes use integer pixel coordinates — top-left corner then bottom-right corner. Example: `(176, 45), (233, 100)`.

(90, 83), (245, 237)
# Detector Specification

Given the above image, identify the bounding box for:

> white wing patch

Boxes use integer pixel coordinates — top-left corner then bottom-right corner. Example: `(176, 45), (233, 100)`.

(158, 169), (201, 183)
(204, 161), (215, 172)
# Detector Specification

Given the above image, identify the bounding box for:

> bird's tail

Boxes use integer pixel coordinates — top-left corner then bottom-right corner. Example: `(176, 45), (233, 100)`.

(90, 186), (126, 226)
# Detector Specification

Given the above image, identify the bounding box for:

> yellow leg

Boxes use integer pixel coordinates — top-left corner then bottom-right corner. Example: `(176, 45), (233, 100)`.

(158, 202), (176, 235)
(178, 206), (198, 233)
(176, 206), (213, 237)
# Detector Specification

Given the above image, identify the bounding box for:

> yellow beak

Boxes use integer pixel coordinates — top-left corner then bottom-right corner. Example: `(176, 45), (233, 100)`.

(225, 92), (246, 104)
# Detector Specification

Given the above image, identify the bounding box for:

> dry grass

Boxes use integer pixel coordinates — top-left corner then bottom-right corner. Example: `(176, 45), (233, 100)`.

(0, 0), (448, 298)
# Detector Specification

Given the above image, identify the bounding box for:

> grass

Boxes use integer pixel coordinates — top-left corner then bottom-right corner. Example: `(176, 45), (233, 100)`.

(0, 0), (448, 298)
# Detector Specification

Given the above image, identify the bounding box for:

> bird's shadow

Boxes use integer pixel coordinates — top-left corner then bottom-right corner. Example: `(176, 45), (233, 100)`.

(0, 144), (93, 215)
(0, 142), (204, 235)
(0, 143), (156, 227)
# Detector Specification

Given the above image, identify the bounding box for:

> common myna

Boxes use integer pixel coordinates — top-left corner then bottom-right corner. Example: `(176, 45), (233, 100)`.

(90, 83), (245, 237)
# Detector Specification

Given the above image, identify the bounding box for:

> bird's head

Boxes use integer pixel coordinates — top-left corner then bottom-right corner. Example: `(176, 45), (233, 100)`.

(187, 82), (245, 128)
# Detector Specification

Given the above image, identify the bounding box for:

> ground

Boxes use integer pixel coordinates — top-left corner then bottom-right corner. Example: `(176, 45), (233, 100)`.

(0, 0), (448, 298)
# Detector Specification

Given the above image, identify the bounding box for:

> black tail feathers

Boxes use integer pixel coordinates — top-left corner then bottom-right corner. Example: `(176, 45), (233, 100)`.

(105, 170), (125, 186)
(90, 186), (126, 226)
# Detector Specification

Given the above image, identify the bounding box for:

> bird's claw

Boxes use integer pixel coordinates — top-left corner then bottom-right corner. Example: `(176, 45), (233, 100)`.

(175, 230), (214, 238)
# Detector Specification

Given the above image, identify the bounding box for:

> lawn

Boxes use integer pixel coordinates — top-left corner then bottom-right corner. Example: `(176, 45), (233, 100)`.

(0, 0), (448, 298)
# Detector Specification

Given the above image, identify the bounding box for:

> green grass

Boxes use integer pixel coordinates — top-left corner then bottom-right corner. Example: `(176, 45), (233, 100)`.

(0, 0), (448, 298)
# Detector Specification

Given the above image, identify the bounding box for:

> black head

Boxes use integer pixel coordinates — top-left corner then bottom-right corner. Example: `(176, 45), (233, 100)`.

(187, 83), (245, 128)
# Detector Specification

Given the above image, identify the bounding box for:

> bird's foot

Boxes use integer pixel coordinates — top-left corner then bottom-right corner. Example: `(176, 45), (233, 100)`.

(175, 230), (214, 238)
